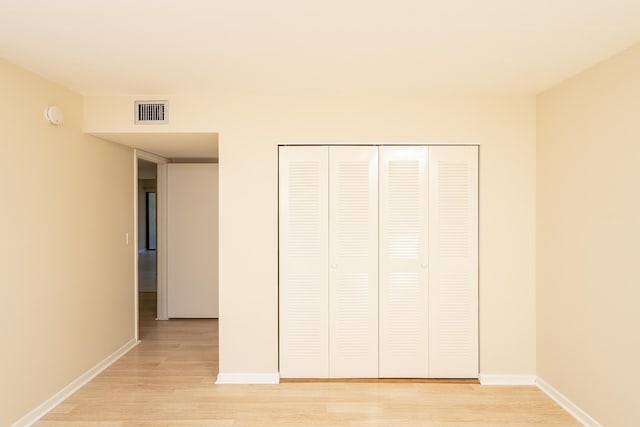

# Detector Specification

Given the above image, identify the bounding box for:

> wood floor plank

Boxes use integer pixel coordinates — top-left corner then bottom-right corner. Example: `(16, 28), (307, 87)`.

(36, 292), (579, 426)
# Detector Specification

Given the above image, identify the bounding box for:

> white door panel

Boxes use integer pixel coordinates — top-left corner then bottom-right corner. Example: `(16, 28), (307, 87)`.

(428, 146), (478, 378)
(379, 146), (429, 378)
(329, 146), (379, 378)
(167, 163), (218, 318)
(278, 146), (329, 378)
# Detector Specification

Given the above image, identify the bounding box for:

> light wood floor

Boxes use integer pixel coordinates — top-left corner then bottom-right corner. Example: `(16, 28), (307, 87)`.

(37, 293), (579, 426)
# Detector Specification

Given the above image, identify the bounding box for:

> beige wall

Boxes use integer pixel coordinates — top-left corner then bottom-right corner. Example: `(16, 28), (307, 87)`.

(537, 44), (640, 426)
(86, 93), (537, 377)
(0, 60), (135, 426)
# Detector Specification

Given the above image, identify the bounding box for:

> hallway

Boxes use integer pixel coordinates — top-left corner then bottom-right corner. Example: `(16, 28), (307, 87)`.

(137, 250), (157, 293)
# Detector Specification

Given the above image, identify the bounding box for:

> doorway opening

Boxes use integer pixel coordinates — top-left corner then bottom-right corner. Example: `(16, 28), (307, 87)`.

(123, 134), (218, 354)
(137, 158), (158, 322)
(146, 192), (157, 250)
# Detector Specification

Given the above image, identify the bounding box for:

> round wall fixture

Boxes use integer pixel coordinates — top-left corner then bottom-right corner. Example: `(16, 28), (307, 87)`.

(44, 105), (64, 125)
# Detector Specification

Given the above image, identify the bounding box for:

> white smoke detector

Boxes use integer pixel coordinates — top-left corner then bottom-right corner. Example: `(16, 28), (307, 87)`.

(44, 105), (64, 125)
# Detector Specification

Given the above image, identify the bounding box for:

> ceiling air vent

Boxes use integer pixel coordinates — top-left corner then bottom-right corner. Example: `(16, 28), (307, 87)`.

(135, 100), (168, 124)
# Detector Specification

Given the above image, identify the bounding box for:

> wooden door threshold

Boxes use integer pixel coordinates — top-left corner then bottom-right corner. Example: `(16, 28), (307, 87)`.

(280, 378), (480, 384)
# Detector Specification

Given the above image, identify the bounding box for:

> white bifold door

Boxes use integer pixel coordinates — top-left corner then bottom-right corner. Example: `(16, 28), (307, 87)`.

(329, 147), (379, 378)
(279, 145), (477, 378)
(378, 146), (429, 378)
(278, 147), (329, 377)
(427, 147), (478, 378)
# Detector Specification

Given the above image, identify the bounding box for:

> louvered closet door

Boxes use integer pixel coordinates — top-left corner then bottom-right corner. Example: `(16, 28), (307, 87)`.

(379, 146), (429, 378)
(428, 146), (478, 378)
(329, 146), (379, 378)
(279, 146), (329, 378)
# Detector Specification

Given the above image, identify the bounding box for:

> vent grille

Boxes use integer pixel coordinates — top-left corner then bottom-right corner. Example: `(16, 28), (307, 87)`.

(135, 101), (168, 124)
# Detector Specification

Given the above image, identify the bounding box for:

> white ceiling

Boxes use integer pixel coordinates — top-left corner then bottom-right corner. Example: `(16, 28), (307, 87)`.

(1, 1), (639, 97)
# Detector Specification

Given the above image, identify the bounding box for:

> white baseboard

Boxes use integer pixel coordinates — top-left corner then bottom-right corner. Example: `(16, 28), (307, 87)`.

(536, 377), (603, 427)
(10, 338), (139, 427)
(215, 372), (280, 384)
(479, 374), (536, 385)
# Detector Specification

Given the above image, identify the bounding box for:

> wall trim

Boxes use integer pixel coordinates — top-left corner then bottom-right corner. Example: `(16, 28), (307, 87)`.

(215, 373), (280, 384)
(155, 163), (169, 320)
(132, 152), (139, 340)
(10, 338), (139, 427)
(536, 377), (603, 427)
(479, 374), (536, 385)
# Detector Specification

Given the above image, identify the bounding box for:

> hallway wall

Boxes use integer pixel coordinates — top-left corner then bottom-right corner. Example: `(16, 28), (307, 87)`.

(0, 59), (135, 426)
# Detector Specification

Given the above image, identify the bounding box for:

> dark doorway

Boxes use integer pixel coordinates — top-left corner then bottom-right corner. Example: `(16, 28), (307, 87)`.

(146, 192), (157, 250)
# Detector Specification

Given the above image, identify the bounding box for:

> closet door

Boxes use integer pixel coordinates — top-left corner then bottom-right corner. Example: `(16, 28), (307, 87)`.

(428, 146), (478, 378)
(279, 146), (329, 378)
(379, 146), (429, 378)
(329, 146), (379, 378)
